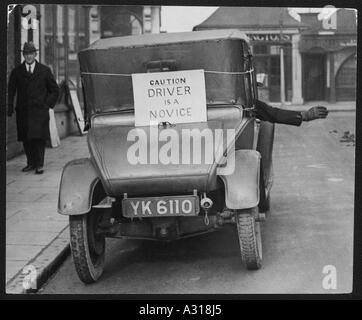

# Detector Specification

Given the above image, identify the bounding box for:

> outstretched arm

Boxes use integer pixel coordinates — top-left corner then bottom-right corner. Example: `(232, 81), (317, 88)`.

(254, 100), (328, 126)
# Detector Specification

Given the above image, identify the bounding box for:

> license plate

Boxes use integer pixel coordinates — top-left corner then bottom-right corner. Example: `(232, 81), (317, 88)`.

(122, 195), (200, 218)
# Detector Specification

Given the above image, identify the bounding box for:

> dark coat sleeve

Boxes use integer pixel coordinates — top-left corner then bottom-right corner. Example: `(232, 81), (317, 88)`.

(7, 68), (17, 114)
(254, 100), (303, 126)
(45, 67), (59, 109)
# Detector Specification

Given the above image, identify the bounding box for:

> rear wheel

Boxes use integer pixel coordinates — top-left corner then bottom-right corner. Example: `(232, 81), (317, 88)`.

(235, 207), (262, 270)
(263, 194), (271, 213)
(69, 210), (105, 284)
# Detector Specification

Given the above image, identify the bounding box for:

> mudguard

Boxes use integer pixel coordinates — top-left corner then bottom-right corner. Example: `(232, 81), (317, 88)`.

(58, 158), (100, 215)
(257, 120), (275, 197)
(219, 150), (261, 210)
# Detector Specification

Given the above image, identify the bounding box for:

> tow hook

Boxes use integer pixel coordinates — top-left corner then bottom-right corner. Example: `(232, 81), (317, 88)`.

(200, 193), (213, 226)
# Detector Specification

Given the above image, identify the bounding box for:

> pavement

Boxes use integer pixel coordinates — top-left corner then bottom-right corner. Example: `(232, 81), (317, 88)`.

(6, 134), (89, 294)
(5, 101), (356, 294)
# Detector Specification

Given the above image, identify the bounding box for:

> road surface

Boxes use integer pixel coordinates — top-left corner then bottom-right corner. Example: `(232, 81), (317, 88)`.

(39, 111), (355, 294)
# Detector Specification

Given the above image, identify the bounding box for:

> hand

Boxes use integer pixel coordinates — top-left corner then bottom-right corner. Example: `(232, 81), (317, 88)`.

(301, 106), (328, 121)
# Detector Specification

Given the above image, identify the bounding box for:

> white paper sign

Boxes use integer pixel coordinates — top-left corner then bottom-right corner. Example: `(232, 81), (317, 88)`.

(132, 69), (207, 127)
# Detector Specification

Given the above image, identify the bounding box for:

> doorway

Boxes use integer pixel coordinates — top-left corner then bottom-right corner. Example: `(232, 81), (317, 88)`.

(336, 54), (356, 101)
(303, 53), (326, 101)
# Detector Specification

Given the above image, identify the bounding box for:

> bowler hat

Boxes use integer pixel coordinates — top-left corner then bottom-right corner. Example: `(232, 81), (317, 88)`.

(22, 42), (38, 53)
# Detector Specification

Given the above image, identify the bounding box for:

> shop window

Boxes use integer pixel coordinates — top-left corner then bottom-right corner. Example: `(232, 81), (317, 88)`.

(78, 7), (88, 50)
(268, 56), (281, 102)
(68, 6), (76, 53)
(41, 4), (92, 107)
(270, 56), (281, 84)
(68, 5), (78, 87)
(253, 44), (268, 55)
(254, 58), (269, 87)
(56, 5), (65, 81)
(43, 5), (54, 70)
(270, 45), (280, 55)
(253, 44), (292, 102)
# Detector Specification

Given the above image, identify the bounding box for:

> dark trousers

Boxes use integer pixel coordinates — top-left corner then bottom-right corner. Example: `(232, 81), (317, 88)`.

(23, 139), (45, 168)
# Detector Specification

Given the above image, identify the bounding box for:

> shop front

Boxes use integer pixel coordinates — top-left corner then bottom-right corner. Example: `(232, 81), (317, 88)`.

(6, 4), (161, 159)
(300, 35), (357, 102)
(248, 33), (293, 102)
(298, 9), (357, 102)
(193, 7), (304, 104)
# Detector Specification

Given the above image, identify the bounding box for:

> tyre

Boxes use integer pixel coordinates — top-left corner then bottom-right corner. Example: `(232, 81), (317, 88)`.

(263, 194), (271, 213)
(69, 210), (105, 284)
(235, 208), (262, 270)
(258, 164), (271, 213)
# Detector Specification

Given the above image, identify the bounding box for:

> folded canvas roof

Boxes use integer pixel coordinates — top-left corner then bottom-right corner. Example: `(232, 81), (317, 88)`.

(81, 29), (249, 52)
(79, 28), (251, 113)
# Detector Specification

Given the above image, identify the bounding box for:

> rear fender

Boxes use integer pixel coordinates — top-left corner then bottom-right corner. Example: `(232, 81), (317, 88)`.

(219, 150), (261, 210)
(257, 120), (275, 194)
(58, 158), (102, 215)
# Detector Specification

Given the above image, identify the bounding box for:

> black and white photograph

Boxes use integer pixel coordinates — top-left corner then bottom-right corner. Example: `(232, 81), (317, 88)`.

(4, 2), (358, 298)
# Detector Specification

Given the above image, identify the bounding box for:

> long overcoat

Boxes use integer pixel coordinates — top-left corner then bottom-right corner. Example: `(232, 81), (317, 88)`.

(8, 61), (59, 141)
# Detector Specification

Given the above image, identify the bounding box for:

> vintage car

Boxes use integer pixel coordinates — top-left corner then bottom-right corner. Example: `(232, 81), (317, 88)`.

(58, 29), (275, 284)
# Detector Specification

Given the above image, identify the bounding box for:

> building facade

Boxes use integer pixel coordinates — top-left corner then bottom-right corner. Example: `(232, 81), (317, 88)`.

(298, 9), (357, 102)
(6, 4), (161, 159)
(194, 7), (357, 104)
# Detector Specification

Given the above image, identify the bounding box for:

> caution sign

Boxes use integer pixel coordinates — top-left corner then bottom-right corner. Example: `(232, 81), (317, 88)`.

(132, 69), (207, 126)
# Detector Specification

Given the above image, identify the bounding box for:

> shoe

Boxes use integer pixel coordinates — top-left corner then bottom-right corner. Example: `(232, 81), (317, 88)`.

(35, 167), (44, 174)
(22, 165), (34, 172)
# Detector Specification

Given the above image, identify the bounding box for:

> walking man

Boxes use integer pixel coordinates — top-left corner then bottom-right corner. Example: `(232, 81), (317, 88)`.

(7, 42), (59, 174)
